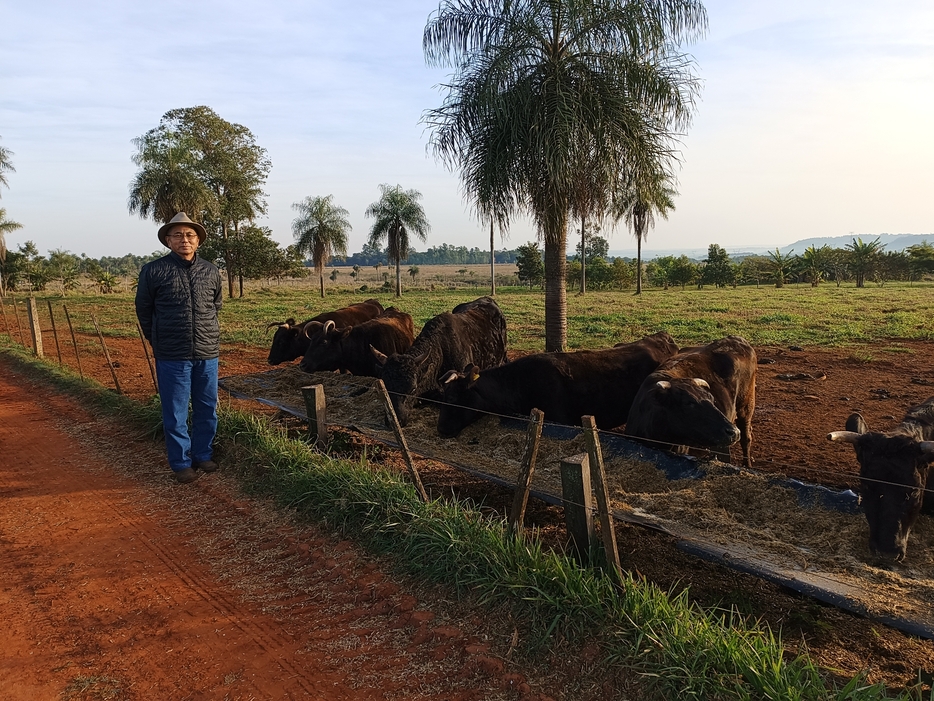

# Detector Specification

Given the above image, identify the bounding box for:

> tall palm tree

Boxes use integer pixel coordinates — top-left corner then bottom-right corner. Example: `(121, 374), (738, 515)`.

(0, 208), (23, 294)
(614, 162), (677, 294)
(424, 0), (706, 351)
(0, 136), (14, 196)
(291, 195), (351, 298)
(365, 184), (430, 297)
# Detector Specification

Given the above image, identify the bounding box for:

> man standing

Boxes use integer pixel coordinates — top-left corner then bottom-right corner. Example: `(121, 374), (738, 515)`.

(136, 212), (223, 484)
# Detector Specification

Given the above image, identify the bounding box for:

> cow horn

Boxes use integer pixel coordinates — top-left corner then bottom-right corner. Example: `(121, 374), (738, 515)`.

(413, 351), (429, 366)
(441, 370), (461, 384)
(692, 378), (710, 389)
(323, 320), (336, 334)
(266, 321), (284, 332)
(302, 320), (323, 338)
(655, 380), (671, 390)
(827, 431), (861, 444)
(370, 345), (388, 365)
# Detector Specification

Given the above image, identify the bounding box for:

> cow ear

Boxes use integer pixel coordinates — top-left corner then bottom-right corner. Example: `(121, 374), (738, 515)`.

(691, 378), (710, 389)
(464, 364), (480, 383)
(827, 431), (861, 444)
(370, 345), (388, 365)
(286, 318), (296, 326)
(339, 326), (353, 339)
(441, 370), (462, 384)
(655, 380), (671, 390)
(845, 412), (868, 434)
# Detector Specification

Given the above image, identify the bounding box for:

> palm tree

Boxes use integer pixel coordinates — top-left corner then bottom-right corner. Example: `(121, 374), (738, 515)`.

(408, 265), (420, 285)
(128, 137), (213, 226)
(291, 195), (351, 298)
(846, 237), (884, 288)
(766, 248), (796, 288)
(0, 136), (14, 196)
(423, 0), (705, 351)
(800, 245), (829, 287)
(0, 207), (23, 293)
(365, 184), (430, 297)
(614, 164), (677, 294)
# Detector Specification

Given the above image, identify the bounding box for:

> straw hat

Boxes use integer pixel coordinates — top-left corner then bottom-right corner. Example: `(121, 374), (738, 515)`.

(157, 212), (207, 246)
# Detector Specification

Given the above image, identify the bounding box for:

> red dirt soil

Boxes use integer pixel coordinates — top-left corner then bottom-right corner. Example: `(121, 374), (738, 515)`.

(3, 329), (934, 696)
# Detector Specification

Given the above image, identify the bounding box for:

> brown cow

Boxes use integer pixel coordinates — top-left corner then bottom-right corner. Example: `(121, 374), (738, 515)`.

(626, 336), (757, 467)
(266, 299), (383, 365)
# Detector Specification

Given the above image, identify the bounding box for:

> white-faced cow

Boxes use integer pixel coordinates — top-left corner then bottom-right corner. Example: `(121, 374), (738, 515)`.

(827, 398), (934, 562)
(266, 299), (383, 365)
(371, 297), (507, 426)
(299, 307), (415, 377)
(625, 335), (757, 467)
(436, 332), (679, 438)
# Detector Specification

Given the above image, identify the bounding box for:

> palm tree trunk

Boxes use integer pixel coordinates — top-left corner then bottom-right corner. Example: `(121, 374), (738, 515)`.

(489, 218), (495, 297)
(395, 257), (402, 297)
(319, 272), (325, 298)
(579, 216), (586, 295)
(543, 222), (568, 353)
(635, 234), (643, 295)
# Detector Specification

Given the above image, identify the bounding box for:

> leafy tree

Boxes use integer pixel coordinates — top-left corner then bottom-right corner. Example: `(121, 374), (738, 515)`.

(17, 241), (52, 291)
(669, 255), (697, 289)
(873, 250), (909, 286)
(423, 0), (706, 350)
(47, 249), (81, 296)
(0, 207), (24, 292)
(905, 241), (934, 281)
(766, 248), (796, 288)
(515, 241), (544, 289)
(701, 244), (733, 288)
(825, 248), (849, 287)
(129, 106), (271, 298)
(846, 237), (884, 288)
(365, 184), (430, 297)
(291, 195), (351, 298)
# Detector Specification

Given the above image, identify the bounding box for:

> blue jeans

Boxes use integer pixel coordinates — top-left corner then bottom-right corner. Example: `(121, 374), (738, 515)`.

(155, 358), (219, 471)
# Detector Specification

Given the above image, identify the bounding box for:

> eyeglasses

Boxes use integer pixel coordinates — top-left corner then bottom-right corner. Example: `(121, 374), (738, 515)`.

(168, 233), (199, 241)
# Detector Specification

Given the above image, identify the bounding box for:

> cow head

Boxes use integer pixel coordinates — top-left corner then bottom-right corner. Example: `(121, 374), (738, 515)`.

(628, 377), (741, 450)
(371, 348), (430, 426)
(828, 412), (934, 562)
(300, 320), (352, 373)
(437, 364), (484, 438)
(267, 319), (302, 365)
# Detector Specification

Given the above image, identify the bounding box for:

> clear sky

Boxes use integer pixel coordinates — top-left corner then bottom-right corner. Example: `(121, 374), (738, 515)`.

(1, 1), (932, 259)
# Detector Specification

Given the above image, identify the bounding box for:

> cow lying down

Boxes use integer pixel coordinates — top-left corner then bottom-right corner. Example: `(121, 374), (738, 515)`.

(625, 335), (757, 467)
(828, 397), (934, 562)
(436, 332), (679, 438)
(265, 299), (384, 365)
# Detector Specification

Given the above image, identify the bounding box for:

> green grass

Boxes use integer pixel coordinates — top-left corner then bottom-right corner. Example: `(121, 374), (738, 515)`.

(8, 281), (934, 353)
(0, 342), (917, 701)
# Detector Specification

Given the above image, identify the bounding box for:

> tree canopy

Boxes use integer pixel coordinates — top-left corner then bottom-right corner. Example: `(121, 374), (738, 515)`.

(128, 106), (272, 297)
(365, 184), (430, 297)
(291, 195), (351, 298)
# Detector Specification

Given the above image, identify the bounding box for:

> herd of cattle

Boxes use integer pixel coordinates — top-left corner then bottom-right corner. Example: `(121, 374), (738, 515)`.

(266, 296), (933, 563)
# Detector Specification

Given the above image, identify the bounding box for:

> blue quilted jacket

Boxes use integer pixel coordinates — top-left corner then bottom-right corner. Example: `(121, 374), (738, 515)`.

(135, 252), (223, 360)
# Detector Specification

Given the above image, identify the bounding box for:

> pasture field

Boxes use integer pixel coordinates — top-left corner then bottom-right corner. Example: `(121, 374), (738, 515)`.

(17, 279), (934, 352)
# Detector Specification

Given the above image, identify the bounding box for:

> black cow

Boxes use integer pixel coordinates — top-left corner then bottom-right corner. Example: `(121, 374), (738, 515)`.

(436, 332), (679, 438)
(626, 336), (757, 467)
(371, 297), (508, 426)
(299, 307), (415, 377)
(265, 299), (383, 365)
(828, 398), (934, 562)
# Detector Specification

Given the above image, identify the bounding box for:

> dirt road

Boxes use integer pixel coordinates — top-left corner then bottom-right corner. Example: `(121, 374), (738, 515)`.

(0, 359), (549, 701)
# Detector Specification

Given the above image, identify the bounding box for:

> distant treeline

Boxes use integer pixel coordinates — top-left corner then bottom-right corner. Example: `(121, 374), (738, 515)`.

(333, 242), (520, 267)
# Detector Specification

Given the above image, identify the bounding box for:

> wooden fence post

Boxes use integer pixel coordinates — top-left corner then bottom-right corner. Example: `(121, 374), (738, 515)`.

(136, 321), (158, 393)
(47, 300), (63, 366)
(560, 453), (594, 565)
(508, 408), (545, 535)
(62, 305), (84, 379)
(26, 297), (43, 358)
(582, 415), (623, 583)
(12, 295), (25, 346)
(91, 314), (123, 395)
(0, 297), (11, 342)
(375, 379), (428, 502)
(301, 384), (328, 448)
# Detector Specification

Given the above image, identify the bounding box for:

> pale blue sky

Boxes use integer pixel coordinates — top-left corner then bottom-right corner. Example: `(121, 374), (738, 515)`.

(1, 0), (932, 258)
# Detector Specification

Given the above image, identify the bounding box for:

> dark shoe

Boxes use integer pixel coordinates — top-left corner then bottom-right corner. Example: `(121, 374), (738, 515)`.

(174, 467), (200, 484)
(193, 460), (218, 473)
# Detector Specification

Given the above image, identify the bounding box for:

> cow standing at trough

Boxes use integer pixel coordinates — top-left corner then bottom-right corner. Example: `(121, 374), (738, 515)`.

(625, 336), (757, 467)
(299, 307), (415, 377)
(436, 332), (679, 438)
(371, 297), (508, 426)
(828, 398), (934, 562)
(266, 299), (384, 365)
